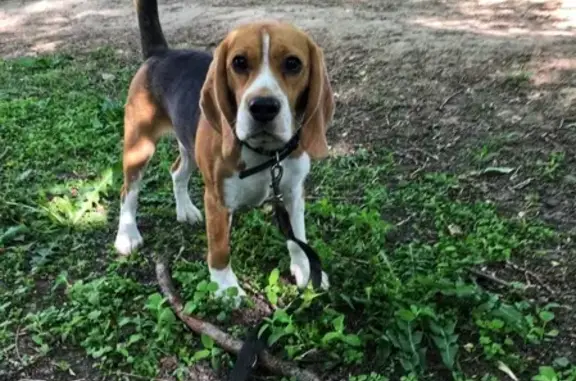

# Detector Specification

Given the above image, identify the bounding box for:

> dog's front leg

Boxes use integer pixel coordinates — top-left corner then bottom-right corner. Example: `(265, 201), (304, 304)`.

(204, 191), (246, 303)
(283, 185), (330, 290)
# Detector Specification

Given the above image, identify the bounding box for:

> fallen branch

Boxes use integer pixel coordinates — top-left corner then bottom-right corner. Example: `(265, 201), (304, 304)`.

(468, 268), (511, 288)
(437, 89), (465, 111)
(14, 326), (24, 369)
(114, 371), (169, 381)
(395, 214), (415, 227)
(505, 260), (556, 295)
(510, 177), (533, 191)
(407, 147), (439, 161)
(0, 147), (8, 162)
(6, 327), (45, 381)
(155, 257), (321, 381)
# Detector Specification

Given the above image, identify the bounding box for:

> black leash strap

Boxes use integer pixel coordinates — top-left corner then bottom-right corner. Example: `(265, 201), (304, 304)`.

(229, 325), (267, 381)
(229, 154), (324, 381)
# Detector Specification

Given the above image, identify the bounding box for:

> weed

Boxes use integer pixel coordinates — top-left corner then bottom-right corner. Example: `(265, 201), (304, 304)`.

(533, 365), (576, 381)
(537, 151), (566, 180)
(502, 70), (532, 88)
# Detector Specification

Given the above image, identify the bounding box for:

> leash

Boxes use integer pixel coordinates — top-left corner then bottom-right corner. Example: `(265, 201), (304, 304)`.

(229, 137), (324, 381)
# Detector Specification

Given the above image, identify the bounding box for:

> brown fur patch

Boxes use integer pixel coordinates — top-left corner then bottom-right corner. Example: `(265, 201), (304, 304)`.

(120, 63), (172, 199)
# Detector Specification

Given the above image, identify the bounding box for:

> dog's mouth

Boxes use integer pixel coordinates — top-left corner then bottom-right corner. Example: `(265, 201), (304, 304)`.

(249, 130), (272, 137)
(244, 130), (286, 147)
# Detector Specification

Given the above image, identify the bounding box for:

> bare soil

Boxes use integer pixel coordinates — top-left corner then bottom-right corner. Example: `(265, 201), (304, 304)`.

(2, 0), (575, 380)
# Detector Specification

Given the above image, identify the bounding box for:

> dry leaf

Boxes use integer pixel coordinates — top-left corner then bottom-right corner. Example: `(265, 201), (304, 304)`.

(497, 360), (519, 381)
(483, 166), (515, 175)
(448, 224), (463, 236)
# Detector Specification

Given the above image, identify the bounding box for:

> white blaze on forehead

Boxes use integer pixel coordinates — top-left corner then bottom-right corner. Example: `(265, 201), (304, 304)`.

(262, 32), (270, 66)
(247, 32), (279, 92)
(235, 31), (293, 143)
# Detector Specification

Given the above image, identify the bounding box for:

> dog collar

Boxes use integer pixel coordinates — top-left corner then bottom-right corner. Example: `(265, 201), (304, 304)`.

(237, 131), (301, 179)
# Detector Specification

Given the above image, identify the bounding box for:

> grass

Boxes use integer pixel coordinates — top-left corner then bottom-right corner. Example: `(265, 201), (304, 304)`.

(1, 49), (575, 381)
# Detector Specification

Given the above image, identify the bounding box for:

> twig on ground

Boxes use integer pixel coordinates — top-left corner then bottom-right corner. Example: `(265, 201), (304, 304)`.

(510, 178), (533, 190)
(173, 244), (186, 264)
(468, 268), (511, 288)
(558, 118), (565, 129)
(7, 339), (44, 381)
(409, 159), (429, 178)
(437, 89), (465, 111)
(155, 256), (321, 381)
(407, 147), (439, 161)
(505, 260), (556, 295)
(241, 281), (275, 314)
(304, 195), (362, 202)
(0, 147), (9, 162)
(294, 348), (320, 362)
(15, 325), (25, 370)
(497, 360), (519, 381)
(395, 150), (419, 165)
(395, 214), (415, 227)
(115, 372), (169, 381)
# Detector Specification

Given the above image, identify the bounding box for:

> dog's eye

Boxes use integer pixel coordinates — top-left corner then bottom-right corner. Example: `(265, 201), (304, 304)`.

(232, 55), (249, 73)
(283, 56), (302, 75)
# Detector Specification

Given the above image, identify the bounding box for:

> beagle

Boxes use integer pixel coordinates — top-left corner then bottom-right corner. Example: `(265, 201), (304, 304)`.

(114, 0), (334, 300)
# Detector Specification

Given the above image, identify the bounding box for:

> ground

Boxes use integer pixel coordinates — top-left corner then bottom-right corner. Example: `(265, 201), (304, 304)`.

(1, 0), (575, 380)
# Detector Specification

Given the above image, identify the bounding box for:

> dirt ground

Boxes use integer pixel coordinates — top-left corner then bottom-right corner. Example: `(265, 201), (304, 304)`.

(2, 0), (576, 380)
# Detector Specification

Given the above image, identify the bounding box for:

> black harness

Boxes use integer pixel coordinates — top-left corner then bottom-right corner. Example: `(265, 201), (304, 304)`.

(229, 133), (324, 381)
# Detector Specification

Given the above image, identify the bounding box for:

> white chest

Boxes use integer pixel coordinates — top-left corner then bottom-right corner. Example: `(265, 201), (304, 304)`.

(222, 149), (310, 211)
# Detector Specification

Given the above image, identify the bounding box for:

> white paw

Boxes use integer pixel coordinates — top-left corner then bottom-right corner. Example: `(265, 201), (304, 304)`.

(175, 196), (203, 224)
(320, 271), (330, 290)
(114, 224), (143, 255)
(290, 262), (330, 291)
(209, 265), (246, 308)
(289, 241), (329, 291)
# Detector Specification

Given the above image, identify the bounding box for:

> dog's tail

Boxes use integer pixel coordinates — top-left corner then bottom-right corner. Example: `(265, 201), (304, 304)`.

(134, 0), (168, 60)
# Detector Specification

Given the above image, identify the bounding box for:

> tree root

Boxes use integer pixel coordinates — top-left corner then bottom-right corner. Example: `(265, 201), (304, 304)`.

(155, 256), (321, 381)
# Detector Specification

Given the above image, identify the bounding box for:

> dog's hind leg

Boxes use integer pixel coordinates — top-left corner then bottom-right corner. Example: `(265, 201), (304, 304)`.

(114, 114), (158, 255)
(114, 66), (169, 255)
(170, 143), (203, 225)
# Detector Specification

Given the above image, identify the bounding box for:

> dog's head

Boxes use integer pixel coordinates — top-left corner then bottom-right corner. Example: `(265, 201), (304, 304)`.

(200, 20), (334, 159)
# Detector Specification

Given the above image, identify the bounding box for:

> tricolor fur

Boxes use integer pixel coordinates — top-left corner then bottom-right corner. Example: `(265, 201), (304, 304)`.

(115, 0), (335, 301)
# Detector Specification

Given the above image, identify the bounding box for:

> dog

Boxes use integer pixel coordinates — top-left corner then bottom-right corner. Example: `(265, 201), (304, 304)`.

(114, 0), (335, 301)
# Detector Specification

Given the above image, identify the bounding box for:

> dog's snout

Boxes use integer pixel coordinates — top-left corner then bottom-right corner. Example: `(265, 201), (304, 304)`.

(248, 96), (281, 123)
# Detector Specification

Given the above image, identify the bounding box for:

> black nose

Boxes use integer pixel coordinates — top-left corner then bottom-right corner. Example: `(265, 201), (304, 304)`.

(248, 96), (281, 123)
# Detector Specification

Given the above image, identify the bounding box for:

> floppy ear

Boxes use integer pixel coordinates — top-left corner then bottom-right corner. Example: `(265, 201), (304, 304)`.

(200, 39), (237, 157)
(299, 39), (335, 160)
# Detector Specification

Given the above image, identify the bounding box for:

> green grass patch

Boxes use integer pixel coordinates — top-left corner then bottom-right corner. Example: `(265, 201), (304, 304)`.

(0, 50), (573, 380)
